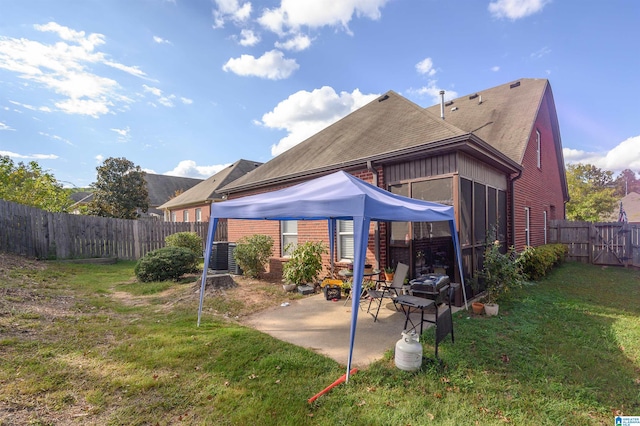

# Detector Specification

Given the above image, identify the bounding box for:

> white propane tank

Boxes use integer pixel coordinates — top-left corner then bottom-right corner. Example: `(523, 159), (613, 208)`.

(394, 330), (423, 371)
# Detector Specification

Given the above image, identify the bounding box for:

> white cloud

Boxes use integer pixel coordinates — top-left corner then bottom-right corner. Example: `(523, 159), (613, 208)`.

(488, 0), (550, 20)
(260, 86), (379, 156)
(39, 132), (73, 145)
(222, 49), (299, 80)
(153, 36), (172, 45)
(530, 46), (551, 59)
(0, 22), (147, 117)
(0, 150), (58, 160)
(0, 122), (15, 131)
(275, 34), (312, 52)
(95, 154), (104, 163)
(491, 65), (500, 72)
(406, 81), (459, 105)
(416, 57), (436, 76)
(238, 29), (260, 46)
(142, 84), (180, 107)
(212, 0), (252, 29)
(110, 126), (131, 142)
(564, 135), (640, 174)
(180, 97), (193, 105)
(258, 0), (390, 35)
(165, 160), (231, 178)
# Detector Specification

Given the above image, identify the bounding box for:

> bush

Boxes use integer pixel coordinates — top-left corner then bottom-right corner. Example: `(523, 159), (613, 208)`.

(233, 234), (274, 278)
(282, 241), (327, 285)
(517, 244), (567, 280)
(481, 237), (524, 304)
(135, 246), (197, 282)
(165, 232), (202, 272)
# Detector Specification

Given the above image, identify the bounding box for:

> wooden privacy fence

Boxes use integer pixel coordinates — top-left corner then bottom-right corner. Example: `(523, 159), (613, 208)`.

(0, 199), (226, 260)
(548, 220), (640, 268)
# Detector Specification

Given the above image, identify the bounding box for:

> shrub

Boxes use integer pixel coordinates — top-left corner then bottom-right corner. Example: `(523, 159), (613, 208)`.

(233, 234), (274, 278)
(135, 246), (197, 282)
(165, 232), (202, 272)
(282, 241), (327, 285)
(517, 244), (568, 280)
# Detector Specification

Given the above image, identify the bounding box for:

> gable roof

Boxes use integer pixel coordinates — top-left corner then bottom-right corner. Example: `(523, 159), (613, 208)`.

(426, 78), (550, 164)
(144, 173), (203, 208)
(223, 91), (469, 192)
(158, 159), (262, 210)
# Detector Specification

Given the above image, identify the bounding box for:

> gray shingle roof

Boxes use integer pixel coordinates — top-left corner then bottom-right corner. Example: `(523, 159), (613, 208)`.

(223, 91), (467, 191)
(144, 173), (203, 208)
(425, 78), (550, 164)
(158, 159), (262, 210)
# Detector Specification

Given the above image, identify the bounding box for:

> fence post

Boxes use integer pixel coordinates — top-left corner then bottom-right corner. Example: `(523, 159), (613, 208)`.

(133, 220), (141, 260)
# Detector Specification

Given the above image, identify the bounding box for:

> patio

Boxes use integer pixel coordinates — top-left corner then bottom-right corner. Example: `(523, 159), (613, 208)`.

(243, 293), (466, 367)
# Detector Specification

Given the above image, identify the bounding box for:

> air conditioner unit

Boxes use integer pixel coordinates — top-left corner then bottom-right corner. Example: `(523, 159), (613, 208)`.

(209, 242), (229, 272)
(228, 243), (242, 275)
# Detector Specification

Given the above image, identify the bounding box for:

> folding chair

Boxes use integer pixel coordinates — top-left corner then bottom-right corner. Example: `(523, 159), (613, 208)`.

(366, 262), (409, 322)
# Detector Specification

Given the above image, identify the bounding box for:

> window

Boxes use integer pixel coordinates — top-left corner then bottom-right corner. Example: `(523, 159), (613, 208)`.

(337, 220), (354, 261)
(171, 211), (177, 222)
(281, 220), (298, 257)
(164, 210), (170, 222)
(543, 210), (548, 244)
(524, 207), (531, 246)
(536, 129), (541, 169)
(183, 210), (189, 222)
(196, 208), (202, 222)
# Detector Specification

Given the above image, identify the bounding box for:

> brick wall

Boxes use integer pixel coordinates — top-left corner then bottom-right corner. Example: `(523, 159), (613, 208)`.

(512, 93), (566, 251)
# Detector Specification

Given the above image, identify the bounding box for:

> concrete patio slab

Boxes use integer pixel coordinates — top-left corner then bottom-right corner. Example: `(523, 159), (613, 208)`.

(243, 293), (466, 367)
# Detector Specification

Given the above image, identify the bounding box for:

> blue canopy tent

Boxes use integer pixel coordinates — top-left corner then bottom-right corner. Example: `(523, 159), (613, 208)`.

(197, 171), (467, 381)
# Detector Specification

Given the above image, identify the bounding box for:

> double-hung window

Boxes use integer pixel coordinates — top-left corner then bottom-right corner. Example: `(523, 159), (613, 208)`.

(281, 220), (298, 257)
(337, 220), (354, 261)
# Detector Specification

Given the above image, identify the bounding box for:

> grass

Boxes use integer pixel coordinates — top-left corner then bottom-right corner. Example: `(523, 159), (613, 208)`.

(0, 258), (639, 425)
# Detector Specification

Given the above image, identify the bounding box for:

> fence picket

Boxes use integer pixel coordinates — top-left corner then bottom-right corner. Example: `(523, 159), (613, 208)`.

(0, 199), (226, 260)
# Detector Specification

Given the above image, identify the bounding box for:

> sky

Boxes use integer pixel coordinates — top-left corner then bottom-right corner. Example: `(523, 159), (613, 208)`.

(1, 0), (639, 188)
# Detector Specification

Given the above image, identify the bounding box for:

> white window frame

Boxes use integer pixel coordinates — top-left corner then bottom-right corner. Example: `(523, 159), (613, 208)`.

(171, 211), (177, 222)
(281, 220), (298, 257)
(536, 129), (541, 169)
(337, 220), (354, 261)
(524, 207), (531, 246)
(183, 210), (189, 222)
(196, 208), (202, 222)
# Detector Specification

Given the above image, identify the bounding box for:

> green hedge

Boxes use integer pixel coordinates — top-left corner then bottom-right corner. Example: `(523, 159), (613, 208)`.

(517, 244), (568, 280)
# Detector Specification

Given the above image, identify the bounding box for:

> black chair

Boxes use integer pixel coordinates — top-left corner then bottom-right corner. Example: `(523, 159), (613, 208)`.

(366, 262), (409, 322)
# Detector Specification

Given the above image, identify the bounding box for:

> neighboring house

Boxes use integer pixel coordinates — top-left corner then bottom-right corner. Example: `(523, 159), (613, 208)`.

(158, 159), (262, 223)
(604, 192), (640, 223)
(218, 78), (568, 282)
(69, 174), (203, 218)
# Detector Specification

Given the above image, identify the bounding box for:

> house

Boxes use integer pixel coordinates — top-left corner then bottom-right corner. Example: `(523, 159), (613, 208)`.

(218, 79), (568, 282)
(604, 192), (640, 223)
(157, 159), (262, 223)
(69, 174), (203, 218)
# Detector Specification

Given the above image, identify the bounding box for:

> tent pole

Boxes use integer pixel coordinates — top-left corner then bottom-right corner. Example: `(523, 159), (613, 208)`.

(198, 217), (218, 326)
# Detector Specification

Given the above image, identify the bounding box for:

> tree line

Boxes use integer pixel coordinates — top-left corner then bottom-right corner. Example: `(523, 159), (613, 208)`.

(1, 155), (638, 222)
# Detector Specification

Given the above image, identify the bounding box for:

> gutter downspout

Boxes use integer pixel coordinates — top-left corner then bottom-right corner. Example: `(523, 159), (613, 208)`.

(367, 161), (380, 270)
(509, 169), (523, 249)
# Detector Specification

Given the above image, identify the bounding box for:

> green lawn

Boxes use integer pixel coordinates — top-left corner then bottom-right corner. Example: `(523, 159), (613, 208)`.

(0, 258), (638, 425)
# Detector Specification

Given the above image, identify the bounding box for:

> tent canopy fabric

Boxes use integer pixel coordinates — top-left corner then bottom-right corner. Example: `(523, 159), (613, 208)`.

(198, 170), (466, 381)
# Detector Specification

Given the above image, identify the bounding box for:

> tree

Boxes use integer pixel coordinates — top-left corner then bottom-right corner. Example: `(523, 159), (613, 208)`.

(0, 155), (71, 212)
(88, 157), (149, 219)
(613, 169), (640, 197)
(565, 163), (617, 222)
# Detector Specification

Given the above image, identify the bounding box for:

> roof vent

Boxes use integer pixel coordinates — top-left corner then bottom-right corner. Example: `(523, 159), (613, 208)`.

(445, 100), (454, 107)
(378, 94), (389, 102)
(451, 106), (458, 111)
(510, 81), (521, 89)
(468, 93), (478, 100)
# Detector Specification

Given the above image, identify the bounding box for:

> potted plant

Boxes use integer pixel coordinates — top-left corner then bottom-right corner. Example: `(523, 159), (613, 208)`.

(282, 241), (327, 292)
(480, 229), (524, 316)
(384, 266), (395, 282)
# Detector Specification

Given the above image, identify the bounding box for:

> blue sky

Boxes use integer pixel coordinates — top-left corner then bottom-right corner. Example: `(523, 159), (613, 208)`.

(1, 0), (639, 188)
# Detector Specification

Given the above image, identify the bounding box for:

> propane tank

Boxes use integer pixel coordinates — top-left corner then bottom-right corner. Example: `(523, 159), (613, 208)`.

(394, 330), (423, 371)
